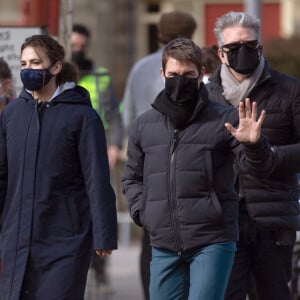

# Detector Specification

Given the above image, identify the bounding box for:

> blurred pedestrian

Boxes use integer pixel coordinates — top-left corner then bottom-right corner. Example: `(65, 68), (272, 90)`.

(207, 11), (300, 300)
(0, 34), (117, 299)
(0, 57), (15, 112)
(122, 10), (197, 132)
(71, 24), (123, 293)
(122, 11), (197, 299)
(201, 45), (221, 84)
(123, 37), (274, 300)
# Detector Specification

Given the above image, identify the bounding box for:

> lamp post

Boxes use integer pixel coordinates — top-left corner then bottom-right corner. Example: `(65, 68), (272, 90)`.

(244, 0), (261, 19)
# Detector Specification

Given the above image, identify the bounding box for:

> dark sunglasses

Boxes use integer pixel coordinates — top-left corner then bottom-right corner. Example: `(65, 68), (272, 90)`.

(221, 40), (259, 52)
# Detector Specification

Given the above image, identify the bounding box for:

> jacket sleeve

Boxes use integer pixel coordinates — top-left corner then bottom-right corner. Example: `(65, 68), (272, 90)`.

(0, 112), (7, 217)
(233, 136), (275, 177)
(122, 118), (144, 226)
(271, 83), (300, 174)
(77, 110), (118, 250)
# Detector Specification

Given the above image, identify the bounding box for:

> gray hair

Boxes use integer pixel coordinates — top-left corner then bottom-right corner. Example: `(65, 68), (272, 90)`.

(214, 11), (261, 47)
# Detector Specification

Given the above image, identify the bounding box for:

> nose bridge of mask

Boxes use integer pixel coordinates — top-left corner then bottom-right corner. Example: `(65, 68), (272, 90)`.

(236, 44), (248, 67)
(172, 75), (187, 101)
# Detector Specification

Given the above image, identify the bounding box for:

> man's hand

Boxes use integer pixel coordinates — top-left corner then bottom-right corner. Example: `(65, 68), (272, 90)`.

(225, 98), (266, 143)
(96, 249), (113, 257)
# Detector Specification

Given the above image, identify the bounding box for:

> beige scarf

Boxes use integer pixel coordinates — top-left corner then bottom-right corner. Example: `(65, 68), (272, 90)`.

(221, 57), (265, 108)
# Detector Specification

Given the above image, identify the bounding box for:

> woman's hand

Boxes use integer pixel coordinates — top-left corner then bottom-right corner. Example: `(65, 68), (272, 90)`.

(95, 249), (113, 257)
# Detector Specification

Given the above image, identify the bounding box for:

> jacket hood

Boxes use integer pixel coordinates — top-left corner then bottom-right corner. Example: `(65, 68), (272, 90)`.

(18, 84), (92, 107)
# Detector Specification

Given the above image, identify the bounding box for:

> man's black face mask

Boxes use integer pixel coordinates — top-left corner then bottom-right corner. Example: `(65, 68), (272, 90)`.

(71, 50), (92, 71)
(222, 40), (260, 75)
(165, 75), (199, 105)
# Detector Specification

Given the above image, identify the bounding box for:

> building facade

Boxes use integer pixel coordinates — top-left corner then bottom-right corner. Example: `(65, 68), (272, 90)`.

(0, 0), (299, 97)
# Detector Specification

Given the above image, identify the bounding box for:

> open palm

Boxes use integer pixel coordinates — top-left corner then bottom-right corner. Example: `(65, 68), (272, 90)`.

(225, 98), (266, 143)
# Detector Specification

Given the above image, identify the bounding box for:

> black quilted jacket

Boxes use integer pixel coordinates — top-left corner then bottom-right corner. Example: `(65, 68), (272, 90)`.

(207, 62), (300, 230)
(123, 86), (274, 252)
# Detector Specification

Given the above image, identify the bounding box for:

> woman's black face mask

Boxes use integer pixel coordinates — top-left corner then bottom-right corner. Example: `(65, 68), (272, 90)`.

(222, 40), (260, 75)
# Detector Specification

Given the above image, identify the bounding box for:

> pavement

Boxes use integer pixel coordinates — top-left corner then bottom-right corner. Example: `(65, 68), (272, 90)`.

(85, 243), (144, 300)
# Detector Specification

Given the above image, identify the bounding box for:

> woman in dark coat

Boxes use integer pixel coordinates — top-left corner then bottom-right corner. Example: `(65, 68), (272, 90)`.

(0, 35), (117, 300)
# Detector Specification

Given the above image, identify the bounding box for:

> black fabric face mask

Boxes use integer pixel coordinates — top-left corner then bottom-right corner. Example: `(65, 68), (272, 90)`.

(165, 75), (199, 105)
(71, 51), (93, 71)
(226, 45), (260, 75)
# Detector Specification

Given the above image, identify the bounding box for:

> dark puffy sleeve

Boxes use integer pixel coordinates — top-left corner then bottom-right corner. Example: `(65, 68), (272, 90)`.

(122, 117), (145, 226)
(271, 80), (300, 174)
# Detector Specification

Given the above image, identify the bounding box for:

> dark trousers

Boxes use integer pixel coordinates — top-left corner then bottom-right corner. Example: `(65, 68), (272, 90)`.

(140, 229), (151, 300)
(225, 213), (295, 300)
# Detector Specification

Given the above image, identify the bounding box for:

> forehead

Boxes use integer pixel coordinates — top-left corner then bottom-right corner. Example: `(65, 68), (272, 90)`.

(21, 46), (48, 61)
(71, 32), (88, 50)
(165, 57), (197, 73)
(221, 25), (256, 44)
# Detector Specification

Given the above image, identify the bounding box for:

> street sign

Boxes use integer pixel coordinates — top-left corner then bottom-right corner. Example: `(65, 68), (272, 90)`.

(0, 27), (44, 95)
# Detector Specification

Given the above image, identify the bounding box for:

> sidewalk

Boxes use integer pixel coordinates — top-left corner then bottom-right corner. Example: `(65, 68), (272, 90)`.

(85, 244), (144, 300)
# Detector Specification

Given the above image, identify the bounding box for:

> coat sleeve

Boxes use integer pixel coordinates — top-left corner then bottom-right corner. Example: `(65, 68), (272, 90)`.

(234, 136), (275, 177)
(271, 83), (300, 174)
(0, 112), (7, 217)
(122, 118), (144, 226)
(77, 109), (118, 250)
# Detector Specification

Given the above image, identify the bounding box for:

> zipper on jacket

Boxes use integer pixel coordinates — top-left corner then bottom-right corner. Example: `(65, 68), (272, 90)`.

(169, 129), (183, 253)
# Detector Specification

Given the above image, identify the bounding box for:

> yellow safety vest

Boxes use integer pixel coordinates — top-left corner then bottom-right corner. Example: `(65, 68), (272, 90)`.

(78, 67), (110, 129)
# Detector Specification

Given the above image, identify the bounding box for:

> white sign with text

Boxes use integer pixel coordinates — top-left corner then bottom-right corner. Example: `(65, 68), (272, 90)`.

(0, 27), (44, 95)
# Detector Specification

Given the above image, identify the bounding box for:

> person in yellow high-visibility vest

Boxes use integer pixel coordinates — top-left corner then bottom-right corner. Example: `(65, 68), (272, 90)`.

(71, 23), (123, 294)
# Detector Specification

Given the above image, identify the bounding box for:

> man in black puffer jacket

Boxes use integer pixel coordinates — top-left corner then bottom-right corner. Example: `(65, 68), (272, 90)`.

(122, 38), (274, 300)
(206, 11), (300, 300)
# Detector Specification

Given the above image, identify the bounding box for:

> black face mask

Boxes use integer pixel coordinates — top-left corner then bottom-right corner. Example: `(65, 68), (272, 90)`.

(226, 45), (260, 75)
(165, 75), (199, 105)
(71, 50), (93, 71)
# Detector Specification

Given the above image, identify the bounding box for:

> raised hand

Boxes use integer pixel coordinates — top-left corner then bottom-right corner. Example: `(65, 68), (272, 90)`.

(225, 98), (266, 143)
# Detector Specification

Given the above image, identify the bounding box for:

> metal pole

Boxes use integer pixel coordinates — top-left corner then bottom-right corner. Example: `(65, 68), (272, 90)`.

(244, 0), (261, 19)
(61, 0), (73, 60)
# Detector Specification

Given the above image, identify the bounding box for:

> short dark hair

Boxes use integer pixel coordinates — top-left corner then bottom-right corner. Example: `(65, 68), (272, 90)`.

(162, 38), (202, 73)
(0, 57), (12, 81)
(72, 24), (91, 39)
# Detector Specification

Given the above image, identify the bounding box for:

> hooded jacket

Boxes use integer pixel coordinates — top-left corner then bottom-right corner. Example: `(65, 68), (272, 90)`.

(0, 84), (117, 300)
(122, 85), (274, 253)
(207, 62), (300, 229)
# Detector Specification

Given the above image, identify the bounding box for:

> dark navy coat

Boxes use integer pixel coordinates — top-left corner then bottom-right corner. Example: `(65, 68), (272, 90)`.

(0, 85), (118, 299)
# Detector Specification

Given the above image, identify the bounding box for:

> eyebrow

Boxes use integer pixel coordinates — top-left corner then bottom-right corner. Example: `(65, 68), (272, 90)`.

(167, 71), (197, 75)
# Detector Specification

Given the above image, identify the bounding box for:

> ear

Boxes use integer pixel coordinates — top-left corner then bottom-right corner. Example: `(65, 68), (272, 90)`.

(197, 66), (206, 82)
(160, 68), (165, 83)
(218, 48), (226, 64)
(51, 61), (63, 75)
(258, 44), (263, 56)
(200, 66), (206, 76)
